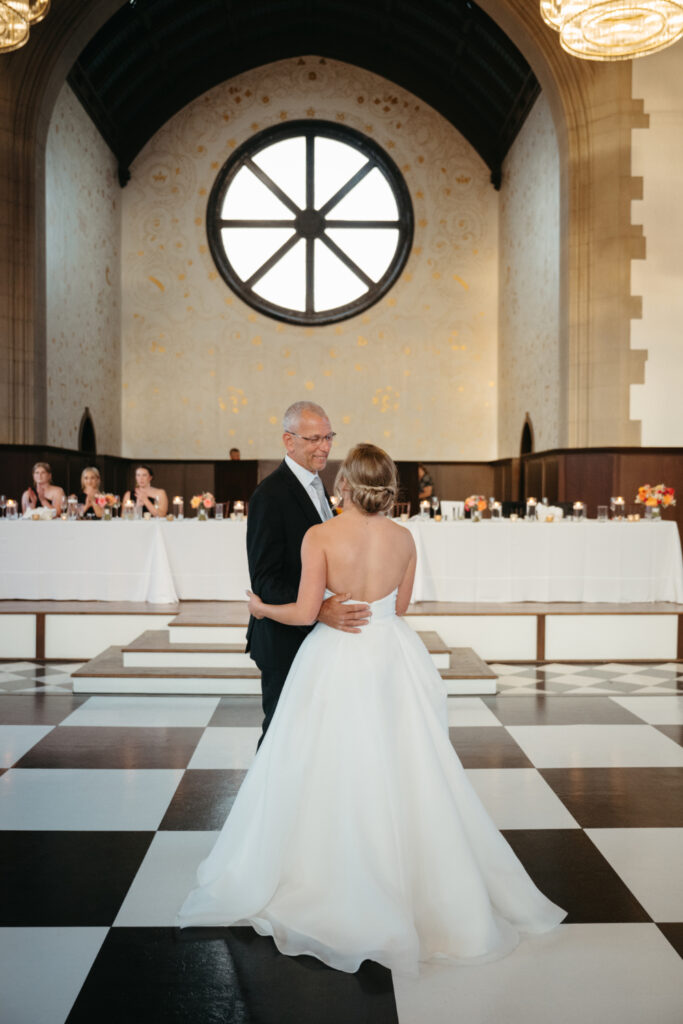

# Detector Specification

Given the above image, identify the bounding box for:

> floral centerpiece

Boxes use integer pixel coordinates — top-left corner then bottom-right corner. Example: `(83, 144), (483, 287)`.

(191, 492), (215, 520)
(96, 493), (120, 519)
(635, 483), (676, 519)
(464, 495), (487, 512)
(464, 495), (487, 521)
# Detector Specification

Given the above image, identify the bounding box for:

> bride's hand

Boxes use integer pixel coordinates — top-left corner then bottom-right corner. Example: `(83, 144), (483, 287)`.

(246, 590), (264, 619)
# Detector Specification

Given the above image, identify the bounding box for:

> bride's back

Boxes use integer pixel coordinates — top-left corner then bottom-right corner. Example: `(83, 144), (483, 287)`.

(320, 510), (414, 603)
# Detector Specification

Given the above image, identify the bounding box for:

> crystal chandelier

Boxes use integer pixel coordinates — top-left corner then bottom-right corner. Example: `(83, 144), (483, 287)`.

(0, 0), (50, 54)
(541, 1), (683, 60)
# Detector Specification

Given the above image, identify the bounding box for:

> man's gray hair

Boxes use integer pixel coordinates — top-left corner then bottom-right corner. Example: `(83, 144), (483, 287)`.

(283, 401), (328, 432)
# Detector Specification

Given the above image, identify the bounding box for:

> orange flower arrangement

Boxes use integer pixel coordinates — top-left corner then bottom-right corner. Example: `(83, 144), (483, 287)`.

(464, 495), (487, 512)
(190, 492), (215, 510)
(635, 484), (676, 508)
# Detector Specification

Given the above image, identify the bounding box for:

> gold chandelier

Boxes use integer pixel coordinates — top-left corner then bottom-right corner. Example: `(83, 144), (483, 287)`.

(0, 0), (50, 53)
(541, 1), (683, 60)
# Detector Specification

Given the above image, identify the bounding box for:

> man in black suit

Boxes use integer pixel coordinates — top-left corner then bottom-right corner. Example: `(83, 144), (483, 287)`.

(246, 400), (370, 739)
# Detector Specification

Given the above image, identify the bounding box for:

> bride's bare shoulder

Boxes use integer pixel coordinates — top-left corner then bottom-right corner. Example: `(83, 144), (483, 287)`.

(384, 517), (416, 546)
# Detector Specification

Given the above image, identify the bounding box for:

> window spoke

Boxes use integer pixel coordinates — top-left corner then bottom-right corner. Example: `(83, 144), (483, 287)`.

(244, 232), (301, 288)
(320, 233), (374, 288)
(318, 160), (373, 217)
(245, 157), (301, 215)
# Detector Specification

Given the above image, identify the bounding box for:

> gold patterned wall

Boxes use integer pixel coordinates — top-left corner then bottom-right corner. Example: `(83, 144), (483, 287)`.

(121, 57), (498, 460)
(498, 94), (560, 458)
(45, 85), (122, 453)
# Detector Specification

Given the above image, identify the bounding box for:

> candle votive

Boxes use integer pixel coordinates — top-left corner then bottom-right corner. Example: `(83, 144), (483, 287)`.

(122, 499), (135, 521)
(491, 501), (502, 521)
(233, 500), (245, 521)
(419, 500), (430, 520)
(611, 496), (625, 521)
(525, 497), (538, 521)
(5, 499), (18, 520)
(509, 513), (519, 521)
(172, 496), (184, 520)
(67, 495), (79, 521)
(572, 501), (586, 522)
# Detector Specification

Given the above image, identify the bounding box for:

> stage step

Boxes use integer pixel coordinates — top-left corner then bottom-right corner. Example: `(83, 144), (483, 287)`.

(72, 641), (497, 695)
(122, 628), (451, 670)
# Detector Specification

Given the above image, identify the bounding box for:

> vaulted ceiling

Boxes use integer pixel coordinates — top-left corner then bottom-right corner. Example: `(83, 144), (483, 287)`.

(68, 0), (540, 189)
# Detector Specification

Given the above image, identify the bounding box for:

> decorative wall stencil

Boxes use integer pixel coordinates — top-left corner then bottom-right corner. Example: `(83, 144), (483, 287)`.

(121, 57), (498, 460)
(45, 85), (122, 454)
(498, 94), (561, 458)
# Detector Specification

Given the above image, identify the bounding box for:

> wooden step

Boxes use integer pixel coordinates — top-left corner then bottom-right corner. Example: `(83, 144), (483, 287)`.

(122, 630), (252, 669)
(72, 646), (261, 695)
(72, 643), (497, 695)
(442, 647), (497, 695)
(122, 628), (451, 670)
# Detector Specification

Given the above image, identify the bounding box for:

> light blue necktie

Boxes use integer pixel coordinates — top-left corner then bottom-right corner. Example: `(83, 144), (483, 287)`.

(311, 475), (331, 520)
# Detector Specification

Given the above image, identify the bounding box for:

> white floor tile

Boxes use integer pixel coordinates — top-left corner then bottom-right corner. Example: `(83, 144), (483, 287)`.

(447, 698), (501, 727)
(488, 664), (531, 676)
(60, 695), (221, 728)
(0, 768), (183, 830)
(114, 830), (219, 926)
(392, 924), (683, 1024)
(586, 829), (683, 922)
(0, 926), (108, 1024)
(464, 769), (579, 829)
(0, 724), (54, 769)
(188, 727), (260, 769)
(609, 673), (666, 685)
(610, 696), (683, 725)
(506, 724), (683, 768)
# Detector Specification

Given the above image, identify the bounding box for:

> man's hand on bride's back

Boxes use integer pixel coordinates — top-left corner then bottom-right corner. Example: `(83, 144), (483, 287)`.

(318, 593), (371, 634)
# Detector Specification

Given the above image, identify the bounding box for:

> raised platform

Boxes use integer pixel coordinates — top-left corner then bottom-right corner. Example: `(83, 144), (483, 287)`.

(1, 599), (682, 662)
(71, 641), (497, 696)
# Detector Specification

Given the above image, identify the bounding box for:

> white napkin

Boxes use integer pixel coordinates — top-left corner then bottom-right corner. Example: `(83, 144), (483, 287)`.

(536, 504), (564, 521)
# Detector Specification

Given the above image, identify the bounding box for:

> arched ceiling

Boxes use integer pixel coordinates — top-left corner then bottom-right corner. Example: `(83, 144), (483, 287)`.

(68, 0), (540, 189)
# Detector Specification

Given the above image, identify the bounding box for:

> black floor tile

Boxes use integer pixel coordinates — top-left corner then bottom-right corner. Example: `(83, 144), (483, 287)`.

(657, 923), (683, 960)
(14, 726), (205, 769)
(502, 829), (650, 924)
(482, 695), (644, 726)
(160, 769), (247, 830)
(0, 693), (87, 724)
(0, 831), (152, 926)
(655, 725), (683, 747)
(210, 697), (263, 728)
(449, 727), (533, 768)
(67, 927), (398, 1024)
(540, 767), (683, 827)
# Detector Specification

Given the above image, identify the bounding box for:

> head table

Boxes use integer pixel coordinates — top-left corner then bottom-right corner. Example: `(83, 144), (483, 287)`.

(1, 517), (682, 605)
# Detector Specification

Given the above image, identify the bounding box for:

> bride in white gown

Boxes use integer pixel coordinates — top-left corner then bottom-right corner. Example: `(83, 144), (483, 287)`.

(178, 443), (565, 974)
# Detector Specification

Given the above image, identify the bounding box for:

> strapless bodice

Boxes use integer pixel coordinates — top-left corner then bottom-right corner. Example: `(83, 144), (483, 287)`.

(324, 587), (397, 623)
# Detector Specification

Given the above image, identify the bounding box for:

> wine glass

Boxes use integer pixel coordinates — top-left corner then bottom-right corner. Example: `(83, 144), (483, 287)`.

(430, 495), (440, 517)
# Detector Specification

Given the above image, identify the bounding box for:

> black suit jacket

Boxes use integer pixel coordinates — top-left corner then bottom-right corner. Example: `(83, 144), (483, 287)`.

(245, 460), (324, 671)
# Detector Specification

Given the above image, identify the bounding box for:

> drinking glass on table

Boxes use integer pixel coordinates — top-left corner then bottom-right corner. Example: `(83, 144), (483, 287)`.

(215, 502), (224, 520)
(430, 495), (440, 517)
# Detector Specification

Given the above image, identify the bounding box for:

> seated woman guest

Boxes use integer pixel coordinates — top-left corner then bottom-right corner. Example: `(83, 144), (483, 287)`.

(418, 463), (434, 501)
(79, 466), (104, 519)
(21, 462), (65, 515)
(123, 464), (168, 517)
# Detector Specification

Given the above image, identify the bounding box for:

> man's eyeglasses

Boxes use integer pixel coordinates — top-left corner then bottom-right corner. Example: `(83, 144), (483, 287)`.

(287, 432), (336, 445)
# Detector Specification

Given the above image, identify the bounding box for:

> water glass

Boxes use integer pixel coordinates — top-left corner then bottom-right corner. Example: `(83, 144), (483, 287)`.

(215, 502), (224, 520)
(67, 495), (79, 521)
(597, 505), (608, 522)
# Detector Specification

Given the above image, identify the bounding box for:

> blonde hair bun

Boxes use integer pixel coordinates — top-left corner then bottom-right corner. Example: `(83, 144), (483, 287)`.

(335, 443), (398, 515)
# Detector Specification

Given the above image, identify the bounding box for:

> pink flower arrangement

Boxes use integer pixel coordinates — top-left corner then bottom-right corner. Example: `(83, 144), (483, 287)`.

(190, 492), (215, 510)
(464, 495), (487, 512)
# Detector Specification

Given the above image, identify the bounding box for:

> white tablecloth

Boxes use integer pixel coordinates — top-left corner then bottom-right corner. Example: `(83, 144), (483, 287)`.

(403, 519), (683, 603)
(1, 518), (682, 604)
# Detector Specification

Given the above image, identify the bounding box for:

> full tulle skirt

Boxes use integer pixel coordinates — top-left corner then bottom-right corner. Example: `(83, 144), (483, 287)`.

(178, 591), (565, 974)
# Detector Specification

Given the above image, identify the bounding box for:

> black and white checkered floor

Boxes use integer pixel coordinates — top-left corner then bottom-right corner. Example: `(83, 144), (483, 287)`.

(1, 661), (682, 1024)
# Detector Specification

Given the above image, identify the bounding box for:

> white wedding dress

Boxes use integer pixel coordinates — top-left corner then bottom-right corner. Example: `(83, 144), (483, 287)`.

(178, 589), (565, 974)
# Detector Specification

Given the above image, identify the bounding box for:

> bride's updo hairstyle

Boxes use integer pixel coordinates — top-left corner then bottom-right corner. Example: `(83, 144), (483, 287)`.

(335, 443), (398, 515)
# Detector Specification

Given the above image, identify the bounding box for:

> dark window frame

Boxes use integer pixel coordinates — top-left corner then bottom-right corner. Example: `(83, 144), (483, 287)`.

(206, 120), (414, 326)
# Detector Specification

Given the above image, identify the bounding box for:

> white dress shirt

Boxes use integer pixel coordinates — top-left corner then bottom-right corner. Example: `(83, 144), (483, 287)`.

(285, 455), (331, 520)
